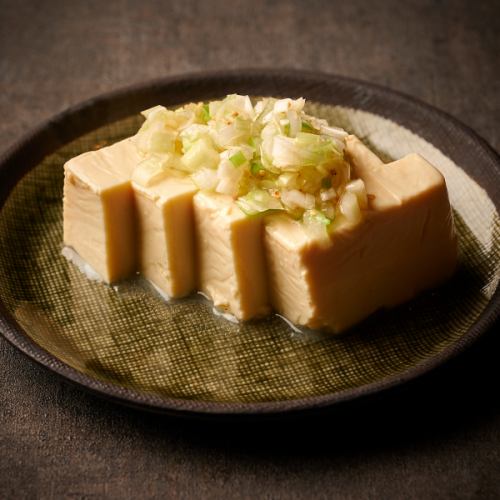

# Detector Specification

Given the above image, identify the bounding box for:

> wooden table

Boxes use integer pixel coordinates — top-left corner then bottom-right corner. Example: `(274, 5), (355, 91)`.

(1, 1), (499, 497)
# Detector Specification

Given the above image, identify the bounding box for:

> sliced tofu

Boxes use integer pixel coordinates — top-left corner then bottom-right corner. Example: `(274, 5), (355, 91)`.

(193, 191), (270, 320)
(265, 135), (457, 332)
(133, 176), (198, 298)
(63, 138), (140, 283)
(64, 132), (456, 332)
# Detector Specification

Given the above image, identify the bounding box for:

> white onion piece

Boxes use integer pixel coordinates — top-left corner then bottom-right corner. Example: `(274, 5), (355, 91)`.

(192, 168), (218, 190)
(281, 189), (315, 210)
(345, 179), (368, 209)
(136, 94), (366, 231)
(340, 191), (362, 223)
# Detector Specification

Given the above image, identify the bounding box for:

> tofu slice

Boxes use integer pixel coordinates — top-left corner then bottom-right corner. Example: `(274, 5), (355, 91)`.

(193, 191), (270, 320)
(63, 139), (140, 283)
(133, 176), (198, 298)
(265, 135), (457, 332)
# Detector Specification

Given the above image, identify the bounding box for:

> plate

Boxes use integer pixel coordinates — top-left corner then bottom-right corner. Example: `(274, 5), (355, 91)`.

(0, 70), (499, 418)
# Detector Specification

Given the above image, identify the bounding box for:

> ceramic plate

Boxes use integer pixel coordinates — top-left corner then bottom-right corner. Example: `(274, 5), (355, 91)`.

(0, 70), (499, 418)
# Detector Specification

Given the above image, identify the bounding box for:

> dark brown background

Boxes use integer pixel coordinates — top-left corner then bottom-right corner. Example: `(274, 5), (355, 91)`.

(1, 1), (499, 498)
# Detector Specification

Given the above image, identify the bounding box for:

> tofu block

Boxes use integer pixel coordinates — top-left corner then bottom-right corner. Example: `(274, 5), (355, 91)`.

(63, 139), (140, 283)
(64, 130), (456, 332)
(193, 191), (270, 320)
(133, 176), (198, 298)
(265, 135), (457, 332)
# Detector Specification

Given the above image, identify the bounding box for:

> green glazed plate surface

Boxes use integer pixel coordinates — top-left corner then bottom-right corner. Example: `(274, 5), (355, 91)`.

(0, 71), (498, 417)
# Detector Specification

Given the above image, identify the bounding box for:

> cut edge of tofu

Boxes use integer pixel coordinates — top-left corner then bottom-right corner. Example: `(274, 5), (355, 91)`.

(264, 215), (317, 326)
(63, 137), (142, 283)
(133, 177), (198, 298)
(63, 164), (137, 283)
(193, 191), (271, 321)
(101, 181), (137, 282)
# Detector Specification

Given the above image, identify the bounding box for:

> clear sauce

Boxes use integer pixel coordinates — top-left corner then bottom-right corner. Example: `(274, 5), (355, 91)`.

(62, 246), (326, 338)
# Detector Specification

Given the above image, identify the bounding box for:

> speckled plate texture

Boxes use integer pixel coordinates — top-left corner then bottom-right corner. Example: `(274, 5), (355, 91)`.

(0, 70), (499, 418)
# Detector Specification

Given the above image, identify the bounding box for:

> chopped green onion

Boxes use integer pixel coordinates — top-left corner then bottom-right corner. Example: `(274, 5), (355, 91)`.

(229, 151), (246, 167)
(314, 211), (331, 225)
(251, 161), (264, 175)
(201, 104), (210, 123)
(301, 121), (315, 133)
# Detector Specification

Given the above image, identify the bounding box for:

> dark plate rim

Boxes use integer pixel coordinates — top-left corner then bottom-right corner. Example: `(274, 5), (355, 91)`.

(0, 68), (499, 418)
